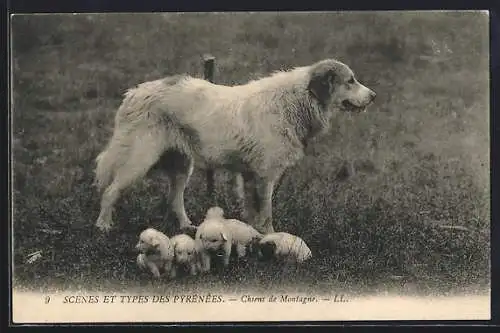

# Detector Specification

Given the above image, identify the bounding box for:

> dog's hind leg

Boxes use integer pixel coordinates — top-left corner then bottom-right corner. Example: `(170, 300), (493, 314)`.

(165, 155), (195, 232)
(96, 129), (166, 232)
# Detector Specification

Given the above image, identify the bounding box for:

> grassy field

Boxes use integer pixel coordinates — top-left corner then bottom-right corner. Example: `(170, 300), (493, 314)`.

(11, 12), (490, 295)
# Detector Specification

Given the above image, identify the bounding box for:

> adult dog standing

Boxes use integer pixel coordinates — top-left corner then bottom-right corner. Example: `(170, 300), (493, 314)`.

(94, 58), (376, 234)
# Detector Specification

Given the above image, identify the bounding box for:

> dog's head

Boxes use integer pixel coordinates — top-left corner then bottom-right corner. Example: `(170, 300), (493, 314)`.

(197, 220), (229, 256)
(172, 235), (197, 264)
(135, 228), (166, 255)
(247, 234), (277, 262)
(307, 59), (376, 115)
(205, 206), (225, 220)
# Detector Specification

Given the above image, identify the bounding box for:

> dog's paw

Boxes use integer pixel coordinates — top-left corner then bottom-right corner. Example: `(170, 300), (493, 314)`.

(95, 218), (113, 233)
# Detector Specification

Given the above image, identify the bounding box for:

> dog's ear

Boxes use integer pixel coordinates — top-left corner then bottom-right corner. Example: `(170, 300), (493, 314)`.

(220, 232), (227, 242)
(308, 68), (336, 107)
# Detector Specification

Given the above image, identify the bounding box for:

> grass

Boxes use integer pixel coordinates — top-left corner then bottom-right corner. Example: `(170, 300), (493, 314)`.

(11, 12), (490, 296)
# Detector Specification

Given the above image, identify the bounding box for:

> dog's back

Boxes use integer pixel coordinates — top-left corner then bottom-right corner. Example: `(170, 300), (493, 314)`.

(261, 232), (312, 263)
(224, 218), (262, 245)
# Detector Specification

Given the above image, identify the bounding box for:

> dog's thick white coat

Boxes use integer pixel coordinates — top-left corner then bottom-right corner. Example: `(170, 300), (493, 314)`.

(206, 206), (263, 258)
(170, 234), (201, 277)
(95, 59), (376, 234)
(135, 228), (175, 278)
(195, 214), (232, 272)
(258, 232), (312, 263)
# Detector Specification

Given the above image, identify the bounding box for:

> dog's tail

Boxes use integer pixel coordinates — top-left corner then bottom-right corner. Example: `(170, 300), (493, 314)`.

(94, 145), (116, 191)
(94, 131), (131, 190)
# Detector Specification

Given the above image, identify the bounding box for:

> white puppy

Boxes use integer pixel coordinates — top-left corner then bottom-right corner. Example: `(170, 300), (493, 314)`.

(252, 232), (312, 264)
(135, 228), (175, 278)
(217, 209), (263, 259)
(170, 234), (201, 277)
(195, 207), (233, 272)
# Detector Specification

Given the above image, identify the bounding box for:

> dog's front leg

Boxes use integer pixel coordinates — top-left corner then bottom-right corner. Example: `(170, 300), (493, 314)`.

(169, 265), (178, 279)
(189, 262), (198, 276)
(222, 242), (232, 267)
(240, 172), (258, 224)
(200, 251), (211, 273)
(164, 260), (174, 279)
(254, 177), (276, 234)
(147, 262), (161, 279)
(231, 173), (246, 219)
(235, 244), (247, 258)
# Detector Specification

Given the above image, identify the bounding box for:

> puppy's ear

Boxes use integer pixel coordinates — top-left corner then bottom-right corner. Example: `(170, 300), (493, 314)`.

(220, 232), (227, 242)
(308, 68), (336, 107)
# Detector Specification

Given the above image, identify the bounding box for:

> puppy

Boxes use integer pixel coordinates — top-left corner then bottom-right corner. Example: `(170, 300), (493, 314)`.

(135, 228), (175, 278)
(214, 207), (263, 259)
(195, 207), (232, 272)
(170, 234), (201, 278)
(251, 232), (312, 264)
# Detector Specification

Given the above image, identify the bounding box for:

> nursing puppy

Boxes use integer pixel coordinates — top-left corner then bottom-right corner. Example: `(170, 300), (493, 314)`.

(209, 206), (263, 259)
(170, 234), (201, 277)
(251, 232), (312, 264)
(94, 59), (377, 235)
(135, 228), (175, 278)
(195, 207), (233, 272)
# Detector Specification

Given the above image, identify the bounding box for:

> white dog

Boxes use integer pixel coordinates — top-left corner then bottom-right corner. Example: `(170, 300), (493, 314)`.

(135, 228), (174, 278)
(251, 232), (312, 264)
(94, 59), (376, 235)
(209, 206), (263, 259)
(170, 234), (201, 277)
(195, 207), (233, 272)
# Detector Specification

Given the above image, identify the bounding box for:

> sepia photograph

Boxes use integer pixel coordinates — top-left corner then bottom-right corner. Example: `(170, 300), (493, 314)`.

(10, 11), (490, 323)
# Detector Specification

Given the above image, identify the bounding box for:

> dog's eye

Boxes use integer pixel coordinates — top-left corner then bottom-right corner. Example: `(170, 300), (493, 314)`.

(348, 77), (355, 84)
(187, 252), (192, 255)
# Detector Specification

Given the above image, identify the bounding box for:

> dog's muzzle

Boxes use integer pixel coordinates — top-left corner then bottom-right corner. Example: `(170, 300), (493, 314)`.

(341, 100), (367, 113)
(144, 248), (158, 256)
(208, 248), (226, 257)
(135, 245), (156, 256)
(341, 90), (376, 113)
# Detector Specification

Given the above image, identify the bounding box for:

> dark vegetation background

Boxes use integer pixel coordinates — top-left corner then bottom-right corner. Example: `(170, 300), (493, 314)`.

(11, 12), (490, 294)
